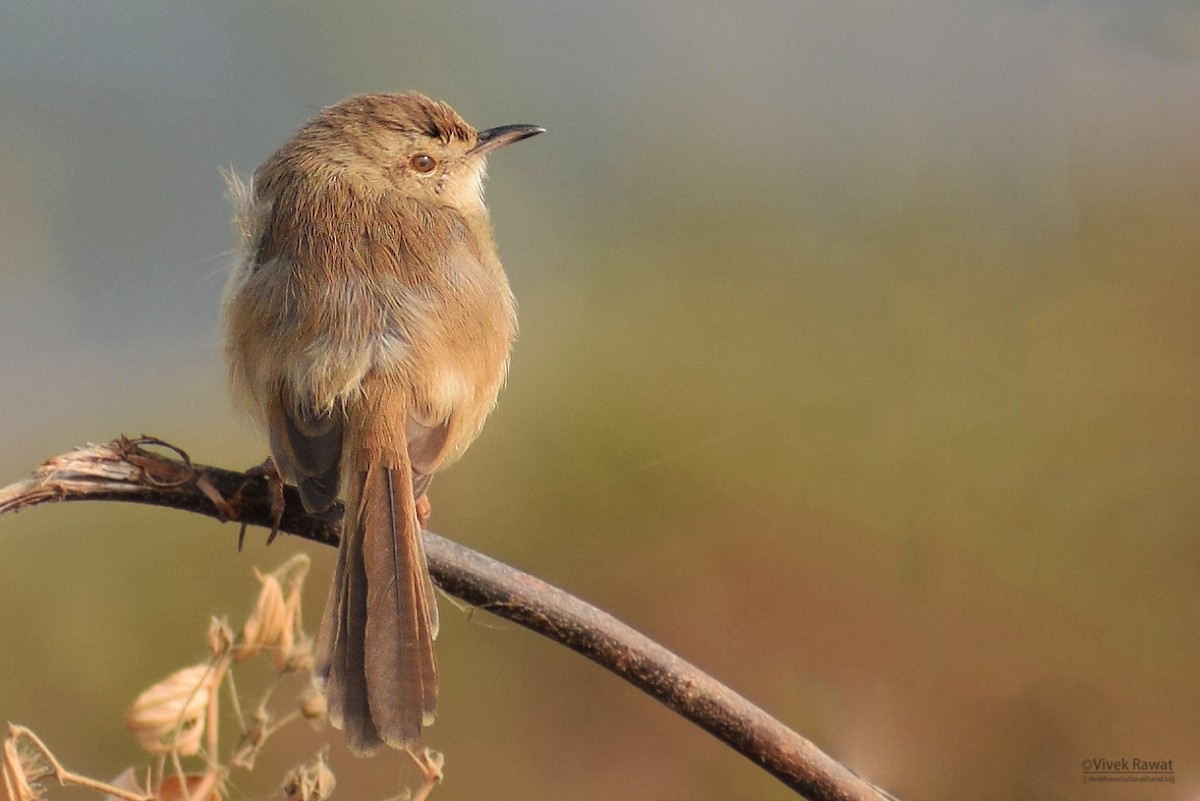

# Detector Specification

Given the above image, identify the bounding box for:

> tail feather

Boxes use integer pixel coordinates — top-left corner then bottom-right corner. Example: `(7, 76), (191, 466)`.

(312, 518), (345, 690)
(411, 515), (440, 721)
(361, 460), (439, 746)
(314, 472), (382, 752)
(314, 425), (439, 752)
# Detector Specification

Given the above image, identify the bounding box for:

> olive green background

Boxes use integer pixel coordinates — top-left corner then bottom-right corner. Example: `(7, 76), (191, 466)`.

(2, 3), (1199, 800)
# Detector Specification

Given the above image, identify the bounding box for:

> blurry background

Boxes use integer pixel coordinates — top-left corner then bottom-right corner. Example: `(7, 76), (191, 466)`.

(1, 2), (1199, 799)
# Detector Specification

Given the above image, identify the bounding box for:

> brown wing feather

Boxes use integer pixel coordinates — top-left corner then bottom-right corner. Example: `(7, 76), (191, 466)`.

(268, 385), (344, 513)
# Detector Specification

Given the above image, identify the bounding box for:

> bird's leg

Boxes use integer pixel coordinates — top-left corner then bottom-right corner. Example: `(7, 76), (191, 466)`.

(417, 491), (432, 527)
(235, 456), (286, 549)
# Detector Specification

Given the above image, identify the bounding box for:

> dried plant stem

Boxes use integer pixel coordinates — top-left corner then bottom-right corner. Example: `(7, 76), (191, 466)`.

(3, 725), (154, 801)
(0, 438), (894, 801)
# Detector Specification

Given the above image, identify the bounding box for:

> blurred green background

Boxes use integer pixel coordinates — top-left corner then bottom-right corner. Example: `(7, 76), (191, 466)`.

(2, 2), (1199, 800)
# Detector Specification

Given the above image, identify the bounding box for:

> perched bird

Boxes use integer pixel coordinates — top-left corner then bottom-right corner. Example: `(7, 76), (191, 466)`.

(221, 92), (542, 751)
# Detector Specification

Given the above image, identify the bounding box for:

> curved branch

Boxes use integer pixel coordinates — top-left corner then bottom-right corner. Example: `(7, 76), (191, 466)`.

(0, 438), (894, 801)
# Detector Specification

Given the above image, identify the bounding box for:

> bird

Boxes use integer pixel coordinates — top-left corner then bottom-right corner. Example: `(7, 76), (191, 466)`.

(221, 91), (542, 751)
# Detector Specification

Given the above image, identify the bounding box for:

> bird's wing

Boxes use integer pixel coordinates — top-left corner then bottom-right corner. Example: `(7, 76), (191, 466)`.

(268, 386), (344, 513)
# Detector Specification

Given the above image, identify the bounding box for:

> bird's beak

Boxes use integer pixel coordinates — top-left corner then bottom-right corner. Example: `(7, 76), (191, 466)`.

(471, 124), (545, 157)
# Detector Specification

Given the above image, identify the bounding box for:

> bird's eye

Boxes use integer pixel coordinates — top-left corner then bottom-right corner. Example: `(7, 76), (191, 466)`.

(410, 154), (437, 173)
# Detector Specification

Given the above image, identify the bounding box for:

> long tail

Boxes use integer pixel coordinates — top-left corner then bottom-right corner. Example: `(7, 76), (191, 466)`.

(313, 414), (439, 752)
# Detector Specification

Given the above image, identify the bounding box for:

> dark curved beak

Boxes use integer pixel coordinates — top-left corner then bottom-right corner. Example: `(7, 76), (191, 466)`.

(471, 124), (545, 157)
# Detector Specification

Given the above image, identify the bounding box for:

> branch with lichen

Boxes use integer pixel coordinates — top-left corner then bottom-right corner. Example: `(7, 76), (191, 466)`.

(0, 438), (896, 801)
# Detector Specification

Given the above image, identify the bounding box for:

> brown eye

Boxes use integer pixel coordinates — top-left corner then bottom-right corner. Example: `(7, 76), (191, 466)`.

(410, 154), (436, 173)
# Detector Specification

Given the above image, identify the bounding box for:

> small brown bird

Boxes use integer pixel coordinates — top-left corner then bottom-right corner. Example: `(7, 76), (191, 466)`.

(221, 92), (542, 751)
